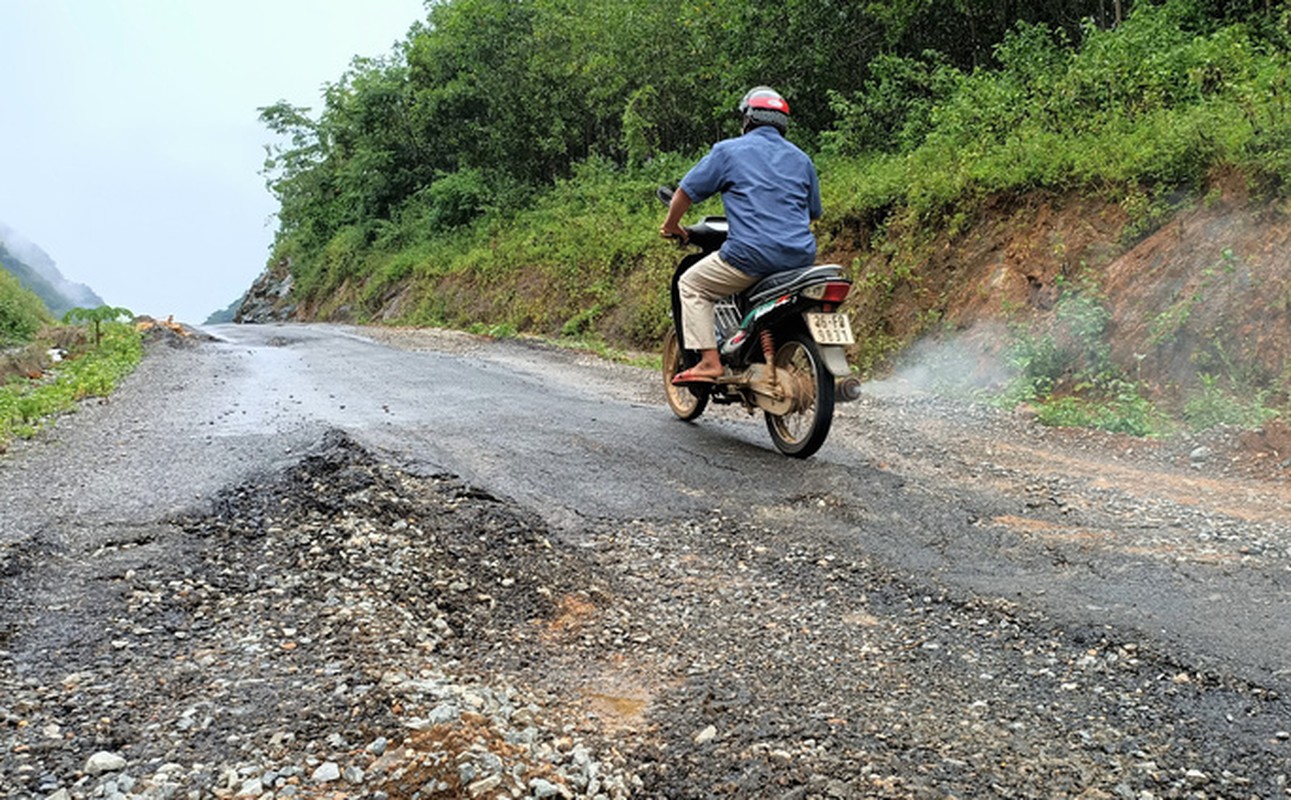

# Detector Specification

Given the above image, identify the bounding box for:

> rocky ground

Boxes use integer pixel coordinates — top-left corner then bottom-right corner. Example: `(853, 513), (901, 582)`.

(2, 330), (1291, 799)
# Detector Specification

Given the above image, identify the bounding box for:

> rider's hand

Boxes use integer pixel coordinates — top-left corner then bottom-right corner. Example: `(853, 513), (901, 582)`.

(659, 222), (688, 243)
(660, 186), (692, 243)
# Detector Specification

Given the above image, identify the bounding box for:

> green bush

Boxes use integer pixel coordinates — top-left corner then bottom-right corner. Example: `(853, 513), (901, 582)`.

(825, 1), (1291, 225)
(0, 270), (51, 345)
(422, 168), (491, 230)
(998, 277), (1167, 436)
(1005, 277), (1112, 397)
(823, 52), (960, 156)
(1183, 373), (1280, 431)
(1034, 382), (1163, 437)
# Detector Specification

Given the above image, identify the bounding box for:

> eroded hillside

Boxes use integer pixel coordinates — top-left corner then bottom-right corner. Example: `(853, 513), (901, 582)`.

(827, 173), (1289, 416)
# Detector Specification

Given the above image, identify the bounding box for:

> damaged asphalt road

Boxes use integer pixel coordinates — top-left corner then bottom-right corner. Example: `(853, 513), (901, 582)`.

(1, 323), (1289, 798)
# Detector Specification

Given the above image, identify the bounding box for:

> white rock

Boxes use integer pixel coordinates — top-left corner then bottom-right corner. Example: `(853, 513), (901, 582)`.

(468, 774), (503, 797)
(427, 702), (460, 725)
(312, 762), (341, 783)
(693, 725), (718, 745)
(85, 751), (128, 775)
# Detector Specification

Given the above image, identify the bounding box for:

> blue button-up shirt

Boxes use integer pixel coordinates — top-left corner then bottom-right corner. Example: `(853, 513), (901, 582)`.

(679, 126), (821, 277)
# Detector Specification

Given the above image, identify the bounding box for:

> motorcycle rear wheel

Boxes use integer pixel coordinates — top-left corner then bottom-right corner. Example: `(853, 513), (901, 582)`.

(661, 329), (709, 421)
(765, 332), (835, 458)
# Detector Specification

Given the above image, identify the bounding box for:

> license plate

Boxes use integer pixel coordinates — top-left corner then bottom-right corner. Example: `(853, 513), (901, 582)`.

(805, 312), (855, 345)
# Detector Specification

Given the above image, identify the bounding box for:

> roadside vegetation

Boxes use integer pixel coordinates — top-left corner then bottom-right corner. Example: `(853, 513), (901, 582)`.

(0, 299), (142, 451)
(257, 0), (1290, 436)
(0, 268), (50, 345)
(999, 278), (1169, 436)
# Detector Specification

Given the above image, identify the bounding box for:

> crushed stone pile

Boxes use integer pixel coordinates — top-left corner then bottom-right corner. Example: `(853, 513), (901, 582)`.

(1, 430), (637, 799)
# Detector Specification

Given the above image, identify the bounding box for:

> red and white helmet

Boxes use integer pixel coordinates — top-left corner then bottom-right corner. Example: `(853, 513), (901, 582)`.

(739, 86), (790, 133)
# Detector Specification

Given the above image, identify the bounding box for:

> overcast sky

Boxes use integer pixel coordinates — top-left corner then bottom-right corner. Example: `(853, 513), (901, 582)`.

(0, 0), (427, 323)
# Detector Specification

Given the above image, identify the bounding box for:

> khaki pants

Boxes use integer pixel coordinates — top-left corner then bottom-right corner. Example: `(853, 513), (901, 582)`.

(678, 252), (756, 350)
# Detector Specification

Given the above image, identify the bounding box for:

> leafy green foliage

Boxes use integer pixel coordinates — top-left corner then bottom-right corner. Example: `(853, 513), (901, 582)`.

(0, 269), (51, 345)
(1183, 372), (1279, 430)
(63, 305), (135, 345)
(825, 1), (1291, 225)
(1004, 278), (1111, 399)
(824, 52), (961, 156)
(0, 322), (142, 448)
(253, 0), (1289, 434)
(422, 169), (490, 230)
(1032, 383), (1163, 436)
(261, 0), (1158, 274)
(385, 154), (693, 343)
(1000, 277), (1167, 436)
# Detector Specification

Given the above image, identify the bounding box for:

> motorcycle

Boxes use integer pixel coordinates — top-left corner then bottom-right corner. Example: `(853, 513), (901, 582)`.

(658, 187), (861, 458)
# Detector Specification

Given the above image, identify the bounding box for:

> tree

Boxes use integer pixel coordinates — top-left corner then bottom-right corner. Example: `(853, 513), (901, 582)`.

(63, 306), (133, 346)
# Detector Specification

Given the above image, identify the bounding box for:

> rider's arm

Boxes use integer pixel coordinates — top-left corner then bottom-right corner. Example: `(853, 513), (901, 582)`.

(808, 165), (823, 221)
(660, 187), (693, 241)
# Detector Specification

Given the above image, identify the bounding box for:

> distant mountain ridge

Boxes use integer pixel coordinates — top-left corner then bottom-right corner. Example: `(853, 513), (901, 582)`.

(0, 221), (103, 317)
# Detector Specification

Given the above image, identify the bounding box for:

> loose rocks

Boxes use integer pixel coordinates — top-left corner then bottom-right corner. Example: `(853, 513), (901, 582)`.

(0, 430), (634, 799)
(4, 412), (1291, 798)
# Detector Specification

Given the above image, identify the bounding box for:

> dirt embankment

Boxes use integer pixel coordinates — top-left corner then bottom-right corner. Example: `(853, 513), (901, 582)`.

(829, 174), (1291, 410)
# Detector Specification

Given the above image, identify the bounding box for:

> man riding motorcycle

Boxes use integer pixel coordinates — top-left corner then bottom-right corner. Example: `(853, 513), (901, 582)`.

(659, 86), (823, 386)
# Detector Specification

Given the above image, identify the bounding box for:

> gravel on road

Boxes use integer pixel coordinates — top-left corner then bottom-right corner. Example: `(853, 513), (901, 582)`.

(3, 329), (1291, 799)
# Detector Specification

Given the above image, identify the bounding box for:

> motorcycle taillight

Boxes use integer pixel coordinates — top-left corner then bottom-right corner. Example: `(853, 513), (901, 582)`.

(804, 281), (852, 304)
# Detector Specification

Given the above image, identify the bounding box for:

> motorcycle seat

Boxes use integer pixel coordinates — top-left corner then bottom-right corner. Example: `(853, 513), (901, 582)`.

(745, 264), (848, 307)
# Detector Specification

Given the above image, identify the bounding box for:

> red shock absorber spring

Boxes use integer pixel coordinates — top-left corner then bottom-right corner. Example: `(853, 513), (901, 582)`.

(761, 330), (778, 389)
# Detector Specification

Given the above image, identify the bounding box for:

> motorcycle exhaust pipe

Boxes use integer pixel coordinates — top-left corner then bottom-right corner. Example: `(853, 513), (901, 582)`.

(835, 376), (863, 403)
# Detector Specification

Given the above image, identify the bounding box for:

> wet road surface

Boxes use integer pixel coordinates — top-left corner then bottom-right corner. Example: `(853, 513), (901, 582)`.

(2, 322), (1290, 796)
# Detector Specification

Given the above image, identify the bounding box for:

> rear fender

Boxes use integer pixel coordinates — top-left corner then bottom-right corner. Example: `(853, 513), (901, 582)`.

(817, 345), (851, 378)
(762, 310), (851, 377)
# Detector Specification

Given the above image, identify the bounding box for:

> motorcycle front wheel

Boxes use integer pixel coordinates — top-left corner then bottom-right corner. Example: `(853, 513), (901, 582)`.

(661, 329), (709, 421)
(765, 332), (835, 458)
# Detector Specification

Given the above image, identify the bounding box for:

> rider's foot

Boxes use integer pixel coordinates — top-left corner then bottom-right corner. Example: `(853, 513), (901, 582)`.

(672, 367), (721, 385)
(673, 348), (724, 385)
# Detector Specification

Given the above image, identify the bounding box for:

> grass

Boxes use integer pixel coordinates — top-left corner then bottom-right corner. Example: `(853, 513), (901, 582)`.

(0, 322), (143, 449)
